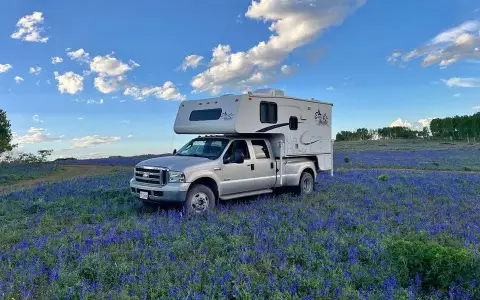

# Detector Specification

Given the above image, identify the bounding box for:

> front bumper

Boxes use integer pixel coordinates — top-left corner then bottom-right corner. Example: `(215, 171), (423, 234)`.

(130, 178), (190, 203)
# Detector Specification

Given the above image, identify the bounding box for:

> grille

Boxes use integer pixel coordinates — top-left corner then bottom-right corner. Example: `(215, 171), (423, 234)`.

(134, 166), (167, 185)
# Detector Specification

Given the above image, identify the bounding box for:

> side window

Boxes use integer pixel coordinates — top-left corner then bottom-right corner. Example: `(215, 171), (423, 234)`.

(251, 140), (270, 159)
(224, 140), (251, 160)
(289, 116), (298, 130)
(260, 102), (278, 124)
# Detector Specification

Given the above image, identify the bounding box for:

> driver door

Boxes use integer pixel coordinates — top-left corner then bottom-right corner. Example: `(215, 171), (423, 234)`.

(220, 140), (255, 196)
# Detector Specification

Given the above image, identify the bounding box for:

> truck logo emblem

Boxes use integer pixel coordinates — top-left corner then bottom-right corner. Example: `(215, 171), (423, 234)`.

(314, 109), (329, 126)
(143, 173), (149, 178)
(221, 111), (234, 120)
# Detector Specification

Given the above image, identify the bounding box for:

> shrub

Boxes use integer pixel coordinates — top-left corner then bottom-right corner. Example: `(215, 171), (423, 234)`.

(385, 234), (480, 291)
(431, 162), (440, 166)
(344, 157), (350, 163)
(378, 174), (389, 181)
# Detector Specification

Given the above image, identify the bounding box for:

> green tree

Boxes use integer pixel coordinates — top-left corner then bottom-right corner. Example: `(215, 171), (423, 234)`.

(0, 109), (16, 155)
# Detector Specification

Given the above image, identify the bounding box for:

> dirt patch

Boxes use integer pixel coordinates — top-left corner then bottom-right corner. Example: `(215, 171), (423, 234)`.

(0, 164), (132, 195)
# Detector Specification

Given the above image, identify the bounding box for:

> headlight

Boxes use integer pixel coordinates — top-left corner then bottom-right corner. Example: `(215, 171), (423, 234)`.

(169, 171), (185, 183)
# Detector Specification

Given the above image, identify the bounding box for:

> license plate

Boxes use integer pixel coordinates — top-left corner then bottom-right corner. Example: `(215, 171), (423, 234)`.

(139, 191), (149, 200)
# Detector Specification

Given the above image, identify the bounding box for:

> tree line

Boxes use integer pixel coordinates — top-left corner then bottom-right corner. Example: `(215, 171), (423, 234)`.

(336, 112), (480, 142)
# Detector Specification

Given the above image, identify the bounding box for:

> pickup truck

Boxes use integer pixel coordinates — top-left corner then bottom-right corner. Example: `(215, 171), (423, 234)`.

(130, 136), (318, 213)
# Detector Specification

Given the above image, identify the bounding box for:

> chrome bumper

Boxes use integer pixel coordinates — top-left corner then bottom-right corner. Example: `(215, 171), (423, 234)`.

(130, 178), (190, 203)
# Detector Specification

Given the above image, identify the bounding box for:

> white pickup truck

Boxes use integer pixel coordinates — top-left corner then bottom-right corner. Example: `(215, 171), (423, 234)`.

(130, 135), (318, 213)
(130, 89), (333, 213)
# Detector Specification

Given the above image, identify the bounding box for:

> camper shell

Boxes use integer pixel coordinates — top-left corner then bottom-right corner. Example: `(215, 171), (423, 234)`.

(174, 89), (333, 171)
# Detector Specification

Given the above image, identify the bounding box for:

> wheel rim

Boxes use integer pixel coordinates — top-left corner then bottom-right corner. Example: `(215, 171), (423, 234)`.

(190, 192), (209, 213)
(302, 175), (313, 194)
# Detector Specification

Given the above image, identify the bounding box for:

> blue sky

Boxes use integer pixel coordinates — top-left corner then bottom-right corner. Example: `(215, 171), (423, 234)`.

(1, 0), (479, 159)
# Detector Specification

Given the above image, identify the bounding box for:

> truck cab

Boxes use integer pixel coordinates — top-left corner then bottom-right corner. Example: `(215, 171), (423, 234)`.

(130, 135), (317, 213)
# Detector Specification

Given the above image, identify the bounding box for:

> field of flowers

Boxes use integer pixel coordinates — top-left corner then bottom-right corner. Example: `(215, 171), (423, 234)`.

(1, 167), (479, 299)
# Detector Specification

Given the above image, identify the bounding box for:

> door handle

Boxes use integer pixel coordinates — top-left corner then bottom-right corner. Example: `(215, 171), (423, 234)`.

(213, 167), (221, 171)
(248, 164), (254, 171)
(270, 162), (274, 169)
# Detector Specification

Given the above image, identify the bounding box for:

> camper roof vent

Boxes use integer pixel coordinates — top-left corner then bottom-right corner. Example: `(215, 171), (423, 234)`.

(252, 88), (285, 96)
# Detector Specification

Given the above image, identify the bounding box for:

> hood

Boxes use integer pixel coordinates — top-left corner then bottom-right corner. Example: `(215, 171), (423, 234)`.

(136, 155), (213, 171)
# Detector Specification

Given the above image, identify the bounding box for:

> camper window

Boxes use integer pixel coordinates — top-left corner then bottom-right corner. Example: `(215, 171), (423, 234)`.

(289, 116), (298, 130)
(189, 108), (223, 121)
(260, 102), (277, 124)
(252, 140), (270, 159)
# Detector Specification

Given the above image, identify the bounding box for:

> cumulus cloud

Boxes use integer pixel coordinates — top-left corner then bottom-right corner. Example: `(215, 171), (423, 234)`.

(326, 86), (335, 91)
(52, 56), (63, 64)
(90, 54), (135, 93)
(443, 77), (480, 88)
(54, 71), (84, 94)
(123, 81), (186, 101)
(390, 118), (434, 131)
(72, 135), (121, 148)
(29, 66), (42, 75)
(14, 76), (24, 84)
(127, 135), (134, 138)
(90, 54), (131, 76)
(11, 11), (49, 43)
(33, 114), (43, 123)
(13, 129), (62, 145)
(0, 64), (13, 73)
(473, 106), (480, 110)
(94, 75), (126, 94)
(190, 0), (365, 94)
(181, 55), (204, 71)
(396, 21), (480, 67)
(387, 50), (402, 63)
(67, 49), (90, 63)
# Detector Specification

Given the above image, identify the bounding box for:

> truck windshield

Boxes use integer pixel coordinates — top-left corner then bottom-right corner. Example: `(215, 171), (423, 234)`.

(176, 138), (229, 159)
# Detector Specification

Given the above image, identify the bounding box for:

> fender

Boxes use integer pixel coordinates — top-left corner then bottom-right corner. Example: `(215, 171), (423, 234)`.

(296, 164), (317, 186)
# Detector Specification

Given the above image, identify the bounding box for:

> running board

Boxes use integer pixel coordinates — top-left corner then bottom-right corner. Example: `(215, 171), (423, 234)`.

(220, 189), (273, 200)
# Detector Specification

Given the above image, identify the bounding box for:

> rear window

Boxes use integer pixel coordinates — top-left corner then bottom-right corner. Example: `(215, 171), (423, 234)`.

(189, 108), (223, 121)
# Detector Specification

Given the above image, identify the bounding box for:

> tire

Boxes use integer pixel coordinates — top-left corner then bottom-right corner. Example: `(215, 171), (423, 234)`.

(184, 184), (216, 214)
(297, 171), (314, 196)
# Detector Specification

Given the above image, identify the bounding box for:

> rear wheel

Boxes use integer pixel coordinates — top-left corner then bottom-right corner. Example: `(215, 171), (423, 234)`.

(297, 171), (314, 196)
(184, 184), (216, 214)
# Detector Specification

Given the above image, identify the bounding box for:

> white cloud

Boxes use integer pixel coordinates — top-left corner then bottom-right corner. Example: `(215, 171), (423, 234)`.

(13, 132), (62, 145)
(280, 64), (298, 75)
(52, 56), (63, 64)
(28, 127), (45, 133)
(46, 79), (51, 85)
(94, 75), (126, 93)
(72, 135), (121, 148)
(129, 60), (140, 68)
(33, 114), (43, 123)
(120, 99), (126, 103)
(11, 11), (49, 43)
(78, 117), (84, 120)
(326, 86), (335, 91)
(86, 99), (104, 104)
(0, 64), (13, 73)
(387, 50), (402, 63)
(390, 118), (412, 128)
(473, 106), (480, 110)
(14, 76), (24, 84)
(127, 135), (134, 138)
(390, 118), (433, 131)
(181, 55), (204, 71)
(191, 0), (365, 94)
(67, 49), (90, 63)
(29, 66), (42, 75)
(453, 93), (461, 97)
(124, 81), (186, 101)
(54, 71), (84, 94)
(399, 20), (480, 67)
(443, 77), (480, 88)
(90, 55), (131, 76)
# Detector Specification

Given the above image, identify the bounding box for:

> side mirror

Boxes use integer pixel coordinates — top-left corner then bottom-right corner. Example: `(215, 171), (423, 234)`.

(173, 149), (177, 155)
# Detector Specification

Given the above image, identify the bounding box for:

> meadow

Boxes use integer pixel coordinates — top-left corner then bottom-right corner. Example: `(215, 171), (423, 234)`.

(1, 141), (480, 299)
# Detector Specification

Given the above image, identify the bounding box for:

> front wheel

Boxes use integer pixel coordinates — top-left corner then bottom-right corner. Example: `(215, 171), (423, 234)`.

(297, 172), (315, 196)
(184, 184), (216, 214)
